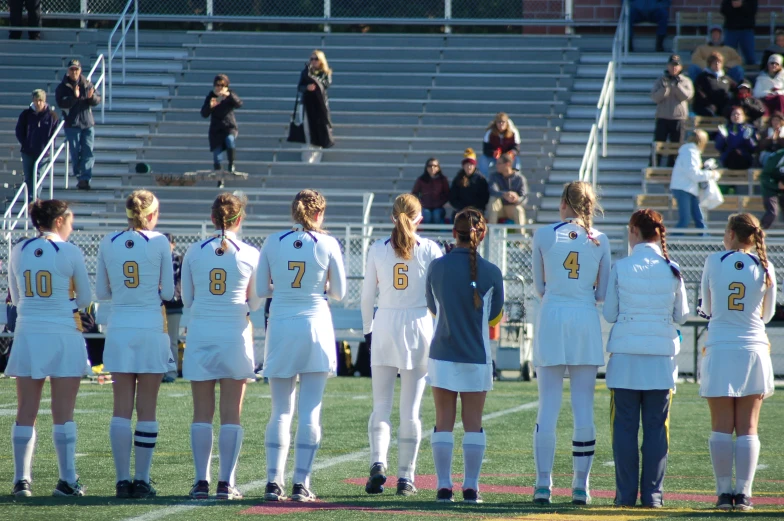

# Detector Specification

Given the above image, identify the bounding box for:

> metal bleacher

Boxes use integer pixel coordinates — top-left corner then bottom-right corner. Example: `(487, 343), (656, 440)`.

(0, 29), (580, 225)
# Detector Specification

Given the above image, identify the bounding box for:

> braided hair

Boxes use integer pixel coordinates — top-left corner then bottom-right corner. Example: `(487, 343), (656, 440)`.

(453, 208), (487, 309)
(292, 189), (327, 234)
(629, 209), (682, 280)
(727, 213), (772, 287)
(561, 181), (602, 246)
(211, 192), (246, 250)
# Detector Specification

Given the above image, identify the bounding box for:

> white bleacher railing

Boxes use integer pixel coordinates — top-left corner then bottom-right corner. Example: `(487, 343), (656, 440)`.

(107, 0), (139, 110)
(578, 1), (628, 188)
(2, 56), (106, 237)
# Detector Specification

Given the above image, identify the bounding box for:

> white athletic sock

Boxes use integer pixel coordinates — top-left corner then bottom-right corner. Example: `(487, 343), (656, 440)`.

(462, 430), (486, 492)
(219, 424), (244, 487)
(735, 435), (760, 497)
(534, 425), (556, 488)
(709, 432), (734, 495)
(397, 419), (422, 481)
(431, 430), (454, 490)
(110, 417), (132, 482)
(134, 421), (159, 483)
(572, 425), (596, 491)
(12, 424), (35, 483)
(265, 413), (291, 486)
(52, 422), (78, 483)
(293, 423), (321, 488)
(368, 411), (391, 468)
(190, 423), (213, 483)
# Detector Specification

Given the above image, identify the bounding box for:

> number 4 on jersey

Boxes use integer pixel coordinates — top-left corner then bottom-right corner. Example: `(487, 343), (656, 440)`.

(563, 251), (580, 279)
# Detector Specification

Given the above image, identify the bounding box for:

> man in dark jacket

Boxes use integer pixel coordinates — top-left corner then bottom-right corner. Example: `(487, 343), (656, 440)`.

(55, 59), (101, 190)
(693, 53), (735, 117)
(628, 0), (671, 53)
(486, 153), (528, 233)
(721, 0), (758, 65)
(722, 81), (766, 128)
(15, 89), (58, 201)
(651, 54), (694, 167)
(759, 148), (784, 229)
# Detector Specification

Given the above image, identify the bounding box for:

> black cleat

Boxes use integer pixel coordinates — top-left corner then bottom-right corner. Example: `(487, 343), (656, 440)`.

(264, 482), (286, 501)
(734, 494), (753, 511)
(12, 480), (32, 497)
(131, 479), (157, 499)
(365, 462), (387, 494)
(189, 480), (209, 500)
(53, 478), (85, 497)
(291, 483), (316, 502)
(396, 478), (417, 497)
(462, 488), (483, 504)
(216, 481), (242, 500)
(716, 493), (734, 510)
(436, 487), (454, 503)
(116, 480), (132, 499)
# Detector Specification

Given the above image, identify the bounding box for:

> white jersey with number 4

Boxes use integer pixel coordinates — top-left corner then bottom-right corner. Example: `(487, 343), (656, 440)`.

(361, 235), (443, 369)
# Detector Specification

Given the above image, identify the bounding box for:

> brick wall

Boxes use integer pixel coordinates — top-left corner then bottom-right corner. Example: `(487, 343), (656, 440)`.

(572, 0), (782, 22)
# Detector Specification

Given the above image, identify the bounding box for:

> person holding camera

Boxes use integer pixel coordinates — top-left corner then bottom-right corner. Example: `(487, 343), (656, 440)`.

(651, 54), (694, 167)
(200, 74), (242, 174)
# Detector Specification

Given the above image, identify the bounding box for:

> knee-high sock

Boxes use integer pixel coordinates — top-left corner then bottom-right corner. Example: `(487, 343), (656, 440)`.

(568, 365), (598, 491)
(266, 377), (296, 486)
(110, 417), (132, 482)
(134, 421), (159, 482)
(735, 435), (760, 497)
(462, 430), (486, 491)
(533, 365), (565, 488)
(52, 422), (78, 483)
(572, 426), (596, 490)
(12, 424), (35, 483)
(368, 366), (396, 468)
(431, 430), (454, 490)
(709, 432), (734, 495)
(219, 424), (244, 487)
(190, 423), (213, 483)
(292, 373), (328, 488)
(397, 367), (426, 480)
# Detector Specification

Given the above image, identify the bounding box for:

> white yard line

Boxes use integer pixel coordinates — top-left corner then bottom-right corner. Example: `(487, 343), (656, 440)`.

(124, 399), (539, 521)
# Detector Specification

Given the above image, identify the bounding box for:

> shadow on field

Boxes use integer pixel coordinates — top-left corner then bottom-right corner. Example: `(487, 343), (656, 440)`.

(0, 495), (262, 508)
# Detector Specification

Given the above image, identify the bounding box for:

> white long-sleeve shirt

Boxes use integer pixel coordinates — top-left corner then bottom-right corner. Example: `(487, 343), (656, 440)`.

(669, 142), (718, 197)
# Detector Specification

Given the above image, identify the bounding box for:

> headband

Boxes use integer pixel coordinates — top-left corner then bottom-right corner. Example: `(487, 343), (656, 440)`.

(126, 197), (159, 219)
(392, 212), (423, 224)
(225, 210), (243, 223)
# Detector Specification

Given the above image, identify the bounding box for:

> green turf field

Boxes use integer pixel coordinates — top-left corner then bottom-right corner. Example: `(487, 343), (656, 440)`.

(0, 377), (782, 520)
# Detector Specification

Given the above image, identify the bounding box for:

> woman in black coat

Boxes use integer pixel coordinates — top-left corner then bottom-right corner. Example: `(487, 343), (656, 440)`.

(449, 148), (490, 219)
(297, 50), (334, 163)
(200, 74), (242, 172)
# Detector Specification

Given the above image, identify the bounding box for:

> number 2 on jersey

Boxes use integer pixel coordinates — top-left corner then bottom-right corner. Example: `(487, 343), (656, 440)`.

(393, 263), (409, 290)
(288, 261), (306, 288)
(123, 261), (139, 288)
(209, 268), (227, 295)
(563, 251), (580, 279)
(728, 282), (746, 311)
(23, 270), (52, 297)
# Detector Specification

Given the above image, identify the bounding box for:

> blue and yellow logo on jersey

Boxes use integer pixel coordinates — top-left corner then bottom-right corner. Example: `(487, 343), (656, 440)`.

(568, 231), (578, 240)
(735, 261), (744, 270)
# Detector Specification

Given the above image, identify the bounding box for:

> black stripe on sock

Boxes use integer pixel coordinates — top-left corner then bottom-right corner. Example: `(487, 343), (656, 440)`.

(134, 441), (156, 449)
(572, 450), (595, 457)
(134, 430), (157, 438)
(572, 440), (596, 447)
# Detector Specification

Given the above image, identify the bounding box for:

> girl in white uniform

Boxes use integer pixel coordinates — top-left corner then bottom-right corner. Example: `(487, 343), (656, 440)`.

(699, 213), (777, 512)
(257, 189), (346, 502)
(7, 200), (91, 498)
(181, 193), (262, 501)
(531, 181), (611, 506)
(96, 190), (174, 499)
(361, 193), (443, 497)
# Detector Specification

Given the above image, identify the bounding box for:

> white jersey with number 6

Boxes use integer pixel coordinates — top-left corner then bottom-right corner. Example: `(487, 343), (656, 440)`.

(532, 220), (612, 367)
(257, 226), (346, 378)
(361, 235), (443, 370)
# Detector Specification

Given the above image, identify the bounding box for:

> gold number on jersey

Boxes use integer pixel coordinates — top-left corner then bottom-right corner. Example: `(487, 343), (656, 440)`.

(393, 263), (409, 290)
(123, 261), (140, 288)
(23, 270), (52, 298)
(288, 261), (306, 288)
(728, 282), (746, 311)
(563, 251), (580, 279)
(209, 268), (227, 296)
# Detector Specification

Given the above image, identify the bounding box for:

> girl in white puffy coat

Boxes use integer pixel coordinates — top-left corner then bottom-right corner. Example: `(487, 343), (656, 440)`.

(669, 130), (721, 229)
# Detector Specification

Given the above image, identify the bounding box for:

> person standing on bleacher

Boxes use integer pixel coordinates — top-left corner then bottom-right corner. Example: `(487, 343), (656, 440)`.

(720, 0), (758, 67)
(651, 54), (693, 167)
(15, 89), (58, 201)
(628, 0), (671, 53)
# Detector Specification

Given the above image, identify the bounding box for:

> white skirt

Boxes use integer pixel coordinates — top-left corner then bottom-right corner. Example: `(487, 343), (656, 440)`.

(263, 313), (336, 378)
(700, 349), (774, 398)
(183, 318), (255, 381)
(6, 324), (89, 379)
(371, 307), (433, 371)
(534, 303), (604, 367)
(426, 358), (493, 393)
(103, 326), (174, 375)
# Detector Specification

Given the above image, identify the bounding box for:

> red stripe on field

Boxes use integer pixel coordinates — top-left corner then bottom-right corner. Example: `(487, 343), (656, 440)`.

(240, 502), (461, 516)
(343, 475), (784, 505)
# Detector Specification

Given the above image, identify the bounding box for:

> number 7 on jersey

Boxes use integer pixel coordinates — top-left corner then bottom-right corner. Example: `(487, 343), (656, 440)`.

(288, 261), (306, 288)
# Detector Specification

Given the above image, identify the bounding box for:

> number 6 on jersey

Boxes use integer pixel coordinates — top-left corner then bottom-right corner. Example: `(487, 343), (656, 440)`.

(563, 251), (580, 279)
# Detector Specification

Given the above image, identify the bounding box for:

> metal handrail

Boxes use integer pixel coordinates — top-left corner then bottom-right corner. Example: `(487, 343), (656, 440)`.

(107, 0), (139, 110)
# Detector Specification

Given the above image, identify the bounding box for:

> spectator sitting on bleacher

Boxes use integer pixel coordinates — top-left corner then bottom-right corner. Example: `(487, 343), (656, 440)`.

(15, 89), (58, 202)
(687, 26), (744, 84)
(693, 52), (735, 117)
(753, 54), (784, 116)
(760, 146), (784, 228)
(715, 107), (758, 170)
(628, 0), (670, 53)
(670, 130), (720, 229)
(449, 148), (490, 219)
(720, 0), (758, 66)
(761, 29), (784, 71)
(479, 112), (520, 175)
(723, 81), (765, 128)
(651, 54), (693, 167)
(486, 153), (527, 231)
(759, 111), (784, 165)
(412, 158), (450, 224)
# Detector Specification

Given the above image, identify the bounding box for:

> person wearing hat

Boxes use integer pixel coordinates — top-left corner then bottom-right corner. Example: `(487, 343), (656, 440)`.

(15, 89), (58, 201)
(628, 0), (670, 53)
(753, 54), (784, 116)
(723, 81), (765, 128)
(55, 59), (101, 191)
(761, 30), (784, 74)
(687, 25), (744, 84)
(759, 111), (784, 167)
(651, 55), (694, 167)
(693, 52), (735, 117)
(720, 0), (758, 66)
(449, 148), (490, 219)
